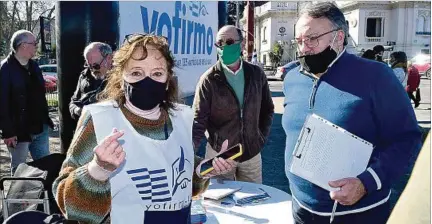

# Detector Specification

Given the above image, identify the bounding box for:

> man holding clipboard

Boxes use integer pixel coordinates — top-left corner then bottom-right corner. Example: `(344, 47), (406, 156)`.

(282, 2), (422, 224)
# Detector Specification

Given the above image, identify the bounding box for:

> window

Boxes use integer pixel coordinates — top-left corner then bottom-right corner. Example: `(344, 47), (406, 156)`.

(263, 54), (267, 65)
(417, 16), (425, 32)
(421, 49), (430, 54)
(41, 66), (56, 73)
(416, 16), (431, 35)
(425, 17), (431, 33)
(366, 18), (384, 37)
(262, 26), (267, 43)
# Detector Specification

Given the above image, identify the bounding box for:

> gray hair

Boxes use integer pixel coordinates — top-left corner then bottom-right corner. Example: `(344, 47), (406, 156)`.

(10, 30), (34, 52)
(299, 2), (349, 46)
(83, 42), (113, 60)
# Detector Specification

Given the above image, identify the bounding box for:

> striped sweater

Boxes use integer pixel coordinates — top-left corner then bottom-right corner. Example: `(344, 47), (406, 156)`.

(53, 104), (209, 224)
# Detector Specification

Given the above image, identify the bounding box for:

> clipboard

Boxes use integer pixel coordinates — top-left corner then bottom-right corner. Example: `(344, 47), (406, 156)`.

(290, 114), (373, 192)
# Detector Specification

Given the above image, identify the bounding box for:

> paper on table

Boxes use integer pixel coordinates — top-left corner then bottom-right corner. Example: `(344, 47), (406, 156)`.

(202, 179), (242, 200)
(290, 114), (373, 192)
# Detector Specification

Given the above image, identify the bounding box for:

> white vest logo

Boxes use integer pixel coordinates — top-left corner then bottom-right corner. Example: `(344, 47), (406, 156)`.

(126, 146), (192, 203)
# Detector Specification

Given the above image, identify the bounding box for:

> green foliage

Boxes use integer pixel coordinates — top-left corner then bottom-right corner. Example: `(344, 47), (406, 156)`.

(268, 42), (284, 67)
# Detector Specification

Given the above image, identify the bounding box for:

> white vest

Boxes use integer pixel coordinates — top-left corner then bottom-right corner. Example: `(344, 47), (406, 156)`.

(85, 101), (194, 224)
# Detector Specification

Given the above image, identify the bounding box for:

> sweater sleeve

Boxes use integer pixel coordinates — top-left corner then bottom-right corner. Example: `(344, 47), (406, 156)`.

(357, 64), (422, 194)
(52, 109), (111, 223)
(192, 155), (210, 197)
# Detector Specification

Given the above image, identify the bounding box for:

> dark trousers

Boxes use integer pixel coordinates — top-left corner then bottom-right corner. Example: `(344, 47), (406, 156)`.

(407, 91), (420, 107)
(292, 199), (390, 224)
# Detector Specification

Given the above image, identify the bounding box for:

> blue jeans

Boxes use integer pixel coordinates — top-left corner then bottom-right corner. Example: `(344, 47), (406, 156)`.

(292, 199), (390, 224)
(7, 124), (51, 175)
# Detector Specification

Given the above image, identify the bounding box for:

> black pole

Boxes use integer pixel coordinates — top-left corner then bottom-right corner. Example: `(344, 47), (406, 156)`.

(218, 1), (228, 29)
(57, 2), (119, 153)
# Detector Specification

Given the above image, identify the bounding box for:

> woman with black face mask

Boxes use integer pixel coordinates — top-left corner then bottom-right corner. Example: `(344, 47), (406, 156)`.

(53, 34), (236, 224)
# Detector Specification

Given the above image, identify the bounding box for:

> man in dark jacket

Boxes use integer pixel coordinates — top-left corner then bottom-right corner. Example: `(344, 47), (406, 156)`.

(373, 45), (386, 63)
(193, 25), (274, 183)
(69, 42), (112, 120)
(0, 30), (54, 174)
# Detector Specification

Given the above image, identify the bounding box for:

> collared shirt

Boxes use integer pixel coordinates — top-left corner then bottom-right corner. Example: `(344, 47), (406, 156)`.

(221, 60), (243, 76)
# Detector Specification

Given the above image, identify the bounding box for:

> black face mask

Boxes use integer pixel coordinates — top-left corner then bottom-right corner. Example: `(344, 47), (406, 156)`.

(376, 55), (383, 62)
(124, 78), (167, 110)
(298, 46), (338, 75)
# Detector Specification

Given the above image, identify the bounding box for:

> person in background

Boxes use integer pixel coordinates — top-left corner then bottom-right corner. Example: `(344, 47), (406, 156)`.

(406, 60), (421, 108)
(193, 25), (274, 184)
(390, 51), (408, 88)
(283, 2), (421, 223)
(361, 49), (376, 60)
(0, 30), (53, 175)
(251, 49), (258, 65)
(373, 45), (386, 63)
(53, 34), (235, 224)
(69, 42), (112, 120)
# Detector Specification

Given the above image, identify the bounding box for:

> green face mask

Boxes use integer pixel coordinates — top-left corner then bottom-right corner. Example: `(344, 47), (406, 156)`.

(218, 43), (241, 65)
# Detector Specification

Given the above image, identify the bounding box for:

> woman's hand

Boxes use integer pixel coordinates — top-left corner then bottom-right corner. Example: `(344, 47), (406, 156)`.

(196, 140), (238, 179)
(93, 128), (126, 171)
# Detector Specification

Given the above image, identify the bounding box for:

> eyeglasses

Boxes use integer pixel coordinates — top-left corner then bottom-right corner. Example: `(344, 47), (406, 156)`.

(215, 38), (242, 48)
(85, 57), (106, 71)
(295, 29), (340, 48)
(123, 33), (168, 45)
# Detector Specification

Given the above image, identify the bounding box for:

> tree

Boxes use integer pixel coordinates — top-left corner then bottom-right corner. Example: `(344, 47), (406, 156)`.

(269, 42), (284, 68)
(227, 1), (246, 26)
(0, 1), (55, 55)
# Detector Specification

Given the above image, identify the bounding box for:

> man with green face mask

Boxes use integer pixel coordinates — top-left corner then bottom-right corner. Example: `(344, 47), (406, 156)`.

(192, 25), (275, 183)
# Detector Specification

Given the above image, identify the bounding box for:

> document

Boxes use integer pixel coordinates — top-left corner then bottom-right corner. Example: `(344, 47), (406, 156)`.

(290, 114), (373, 192)
(202, 179), (242, 200)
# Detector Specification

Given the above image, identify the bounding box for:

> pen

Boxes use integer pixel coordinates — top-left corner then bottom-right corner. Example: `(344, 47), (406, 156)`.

(330, 200), (338, 223)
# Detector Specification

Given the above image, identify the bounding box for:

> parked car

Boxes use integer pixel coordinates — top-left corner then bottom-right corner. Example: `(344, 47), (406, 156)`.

(40, 64), (57, 78)
(44, 75), (57, 92)
(274, 60), (300, 80)
(411, 54), (430, 79)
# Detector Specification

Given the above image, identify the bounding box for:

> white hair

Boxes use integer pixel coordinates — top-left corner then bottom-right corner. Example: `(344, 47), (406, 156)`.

(83, 42), (113, 60)
(10, 30), (34, 53)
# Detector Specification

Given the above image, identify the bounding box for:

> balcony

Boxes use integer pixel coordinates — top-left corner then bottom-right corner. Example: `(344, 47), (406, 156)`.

(416, 31), (431, 36)
(255, 1), (297, 17)
(365, 37), (383, 43)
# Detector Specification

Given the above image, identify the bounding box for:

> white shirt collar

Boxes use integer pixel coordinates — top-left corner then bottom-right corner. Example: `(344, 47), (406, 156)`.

(221, 60), (243, 76)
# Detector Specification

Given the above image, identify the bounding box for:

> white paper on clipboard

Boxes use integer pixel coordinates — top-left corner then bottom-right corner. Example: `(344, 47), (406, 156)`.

(289, 114), (373, 192)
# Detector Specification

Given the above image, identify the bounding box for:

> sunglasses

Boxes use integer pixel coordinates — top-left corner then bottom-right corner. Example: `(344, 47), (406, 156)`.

(85, 57), (106, 71)
(214, 38), (242, 48)
(123, 33), (168, 45)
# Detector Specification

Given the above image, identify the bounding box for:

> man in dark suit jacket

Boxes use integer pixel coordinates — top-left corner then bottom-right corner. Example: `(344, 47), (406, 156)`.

(0, 30), (54, 174)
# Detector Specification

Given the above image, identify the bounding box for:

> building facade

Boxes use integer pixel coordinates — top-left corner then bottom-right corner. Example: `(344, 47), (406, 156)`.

(338, 1), (431, 59)
(242, 1), (431, 66)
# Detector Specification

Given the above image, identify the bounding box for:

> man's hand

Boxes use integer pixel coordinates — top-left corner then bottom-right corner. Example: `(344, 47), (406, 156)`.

(4, 136), (18, 148)
(196, 140), (238, 179)
(329, 177), (366, 206)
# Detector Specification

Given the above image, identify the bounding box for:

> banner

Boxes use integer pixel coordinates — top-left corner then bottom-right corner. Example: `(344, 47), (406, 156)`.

(119, 1), (218, 96)
(39, 16), (52, 52)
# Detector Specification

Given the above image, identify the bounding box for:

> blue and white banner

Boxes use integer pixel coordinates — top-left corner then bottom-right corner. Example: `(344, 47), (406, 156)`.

(119, 1), (218, 96)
